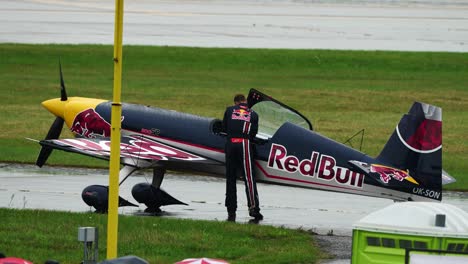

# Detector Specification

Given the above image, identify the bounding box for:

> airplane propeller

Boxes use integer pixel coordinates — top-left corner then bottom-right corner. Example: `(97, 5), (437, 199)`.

(36, 61), (68, 167)
(36, 117), (64, 167)
(59, 60), (68, 101)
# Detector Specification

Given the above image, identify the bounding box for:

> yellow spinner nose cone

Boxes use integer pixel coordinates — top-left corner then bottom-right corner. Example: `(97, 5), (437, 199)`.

(42, 98), (67, 118)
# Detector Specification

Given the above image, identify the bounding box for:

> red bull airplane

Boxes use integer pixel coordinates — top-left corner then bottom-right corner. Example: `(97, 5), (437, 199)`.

(34, 65), (455, 213)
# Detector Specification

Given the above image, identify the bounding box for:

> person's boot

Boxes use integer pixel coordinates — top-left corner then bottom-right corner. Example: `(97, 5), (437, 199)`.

(249, 209), (263, 221)
(227, 210), (236, 222)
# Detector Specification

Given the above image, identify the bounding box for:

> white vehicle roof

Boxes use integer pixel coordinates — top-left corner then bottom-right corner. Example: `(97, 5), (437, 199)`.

(353, 202), (468, 238)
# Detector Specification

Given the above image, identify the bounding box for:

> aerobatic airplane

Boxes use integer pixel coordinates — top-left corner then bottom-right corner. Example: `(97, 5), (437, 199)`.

(34, 65), (455, 213)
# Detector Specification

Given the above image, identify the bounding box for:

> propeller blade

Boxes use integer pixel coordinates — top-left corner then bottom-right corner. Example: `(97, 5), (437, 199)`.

(36, 117), (64, 167)
(59, 60), (67, 101)
(36, 61), (69, 167)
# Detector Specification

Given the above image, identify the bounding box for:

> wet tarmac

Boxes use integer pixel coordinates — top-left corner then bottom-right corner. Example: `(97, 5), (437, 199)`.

(0, 163), (386, 235)
(2, 0), (468, 52)
(1, 163), (467, 263)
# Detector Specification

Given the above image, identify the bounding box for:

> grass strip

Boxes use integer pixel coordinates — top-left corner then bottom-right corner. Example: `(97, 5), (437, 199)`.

(0, 208), (323, 264)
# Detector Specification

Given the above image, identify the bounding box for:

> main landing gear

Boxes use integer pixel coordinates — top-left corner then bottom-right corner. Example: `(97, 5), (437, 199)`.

(81, 166), (186, 213)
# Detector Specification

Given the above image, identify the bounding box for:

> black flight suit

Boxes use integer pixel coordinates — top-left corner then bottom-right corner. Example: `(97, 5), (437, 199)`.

(222, 102), (261, 217)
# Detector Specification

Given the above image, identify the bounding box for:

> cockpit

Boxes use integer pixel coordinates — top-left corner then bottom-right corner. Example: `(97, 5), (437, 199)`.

(247, 89), (312, 140)
(211, 89), (313, 143)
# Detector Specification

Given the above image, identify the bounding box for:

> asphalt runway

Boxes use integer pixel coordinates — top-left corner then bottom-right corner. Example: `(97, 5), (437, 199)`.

(1, 0), (468, 51)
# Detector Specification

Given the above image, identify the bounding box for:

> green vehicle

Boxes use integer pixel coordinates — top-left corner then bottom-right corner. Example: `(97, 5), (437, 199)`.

(352, 202), (468, 263)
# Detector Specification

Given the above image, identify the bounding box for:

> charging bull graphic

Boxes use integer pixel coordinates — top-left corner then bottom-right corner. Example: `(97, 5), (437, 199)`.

(370, 164), (417, 185)
(71, 108), (111, 138)
(231, 108), (251, 122)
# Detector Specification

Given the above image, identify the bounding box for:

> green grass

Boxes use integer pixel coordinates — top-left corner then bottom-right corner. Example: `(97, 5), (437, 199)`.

(0, 44), (467, 189)
(0, 208), (322, 264)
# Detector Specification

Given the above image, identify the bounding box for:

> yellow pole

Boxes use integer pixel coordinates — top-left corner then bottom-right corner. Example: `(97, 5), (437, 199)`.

(107, 0), (124, 259)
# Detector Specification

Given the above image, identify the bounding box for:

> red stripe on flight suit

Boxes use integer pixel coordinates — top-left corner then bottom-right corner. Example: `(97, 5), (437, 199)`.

(242, 121), (255, 208)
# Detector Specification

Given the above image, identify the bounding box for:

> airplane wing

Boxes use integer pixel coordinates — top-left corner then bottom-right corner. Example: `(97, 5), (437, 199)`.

(442, 169), (456, 185)
(38, 134), (216, 169)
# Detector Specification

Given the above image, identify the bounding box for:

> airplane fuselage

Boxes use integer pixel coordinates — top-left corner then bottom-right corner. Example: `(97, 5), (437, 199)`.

(41, 96), (439, 202)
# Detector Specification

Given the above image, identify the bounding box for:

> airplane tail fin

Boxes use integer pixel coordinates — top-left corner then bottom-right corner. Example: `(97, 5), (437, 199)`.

(376, 102), (443, 199)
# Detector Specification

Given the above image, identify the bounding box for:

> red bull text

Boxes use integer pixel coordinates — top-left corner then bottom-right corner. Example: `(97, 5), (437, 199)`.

(55, 136), (204, 161)
(267, 144), (365, 188)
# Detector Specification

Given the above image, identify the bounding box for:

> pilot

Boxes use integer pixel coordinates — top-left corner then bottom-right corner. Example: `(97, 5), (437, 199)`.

(222, 94), (263, 222)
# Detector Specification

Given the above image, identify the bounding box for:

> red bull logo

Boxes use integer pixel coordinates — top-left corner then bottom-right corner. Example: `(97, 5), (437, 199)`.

(370, 164), (418, 185)
(267, 144), (365, 188)
(55, 135), (204, 161)
(232, 108), (251, 122)
(71, 108), (111, 138)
